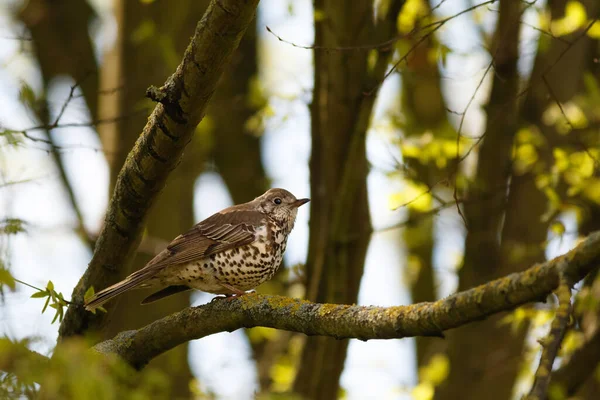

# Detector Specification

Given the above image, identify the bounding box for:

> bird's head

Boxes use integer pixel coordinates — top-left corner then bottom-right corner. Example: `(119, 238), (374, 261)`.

(255, 188), (309, 231)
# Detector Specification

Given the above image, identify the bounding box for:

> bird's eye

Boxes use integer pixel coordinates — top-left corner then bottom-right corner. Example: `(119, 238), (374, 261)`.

(273, 198), (282, 205)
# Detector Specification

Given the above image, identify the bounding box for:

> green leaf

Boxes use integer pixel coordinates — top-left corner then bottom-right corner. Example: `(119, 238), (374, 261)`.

(56, 292), (68, 306)
(19, 81), (37, 112)
(550, 221), (566, 237)
(30, 291), (49, 299)
(397, 0), (428, 34)
(0, 218), (26, 235)
(0, 267), (16, 290)
(42, 296), (51, 314)
(131, 19), (156, 44)
(0, 129), (23, 146)
(550, 1), (587, 36)
(588, 20), (600, 38)
(46, 280), (54, 292)
(84, 286), (95, 301)
(411, 382), (434, 400)
(419, 354), (449, 386)
(314, 9), (326, 22)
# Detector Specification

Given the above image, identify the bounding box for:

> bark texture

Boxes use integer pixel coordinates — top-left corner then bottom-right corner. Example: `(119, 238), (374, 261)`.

(95, 1), (213, 396)
(293, 1), (404, 399)
(437, 1), (524, 399)
(58, 0), (261, 339)
(399, 0), (457, 365)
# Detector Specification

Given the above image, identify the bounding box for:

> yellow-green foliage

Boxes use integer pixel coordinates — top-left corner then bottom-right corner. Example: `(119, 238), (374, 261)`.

(0, 262), (15, 294)
(269, 335), (303, 393)
(548, 1), (598, 37)
(500, 307), (554, 335)
(1, 337), (171, 400)
(412, 354), (450, 400)
(397, 0), (429, 33)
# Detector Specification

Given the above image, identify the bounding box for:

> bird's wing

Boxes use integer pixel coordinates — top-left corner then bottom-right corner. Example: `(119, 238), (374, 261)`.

(84, 208), (266, 310)
(145, 209), (266, 270)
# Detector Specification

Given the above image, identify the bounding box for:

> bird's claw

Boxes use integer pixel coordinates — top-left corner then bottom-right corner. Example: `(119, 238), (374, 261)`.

(212, 292), (251, 302)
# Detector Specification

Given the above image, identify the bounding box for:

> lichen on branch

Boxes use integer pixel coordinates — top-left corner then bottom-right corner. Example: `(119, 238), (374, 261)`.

(93, 231), (600, 369)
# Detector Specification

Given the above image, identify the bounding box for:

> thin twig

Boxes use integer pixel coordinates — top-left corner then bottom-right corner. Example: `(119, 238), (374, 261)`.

(32, 82), (95, 250)
(375, 0), (499, 93)
(266, 0), (498, 92)
(451, 60), (495, 227)
(390, 178), (448, 211)
(11, 108), (150, 134)
(542, 75), (600, 167)
(14, 278), (44, 292)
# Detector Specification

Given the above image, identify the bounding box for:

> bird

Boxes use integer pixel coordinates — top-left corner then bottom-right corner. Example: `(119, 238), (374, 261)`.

(84, 188), (309, 311)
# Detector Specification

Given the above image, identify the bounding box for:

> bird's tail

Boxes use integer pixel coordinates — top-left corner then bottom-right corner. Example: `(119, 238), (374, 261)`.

(84, 269), (156, 311)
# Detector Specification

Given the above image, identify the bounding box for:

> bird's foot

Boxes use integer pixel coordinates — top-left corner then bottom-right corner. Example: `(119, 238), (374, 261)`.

(212, 293), (247, 302)
(211, 283), (252, 302)
(220, 282), (246, 295)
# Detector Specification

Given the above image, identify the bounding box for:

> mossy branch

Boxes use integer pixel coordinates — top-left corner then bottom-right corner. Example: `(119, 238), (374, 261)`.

(93, 231), (600, 369)
(58, 0), (260, 339)
(526, 279), (572, 400)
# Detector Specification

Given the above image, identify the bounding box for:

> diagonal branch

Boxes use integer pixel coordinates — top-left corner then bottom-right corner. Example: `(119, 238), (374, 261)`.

(526, 279), (573, 400)
(93, 231), (600, 369)
(58, 0), (260, 339)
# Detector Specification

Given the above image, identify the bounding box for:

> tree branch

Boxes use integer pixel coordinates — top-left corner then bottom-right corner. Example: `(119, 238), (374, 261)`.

(93, 231), (600, 369)
(58, 0), (260, 339)
(526, 279), (572, 400)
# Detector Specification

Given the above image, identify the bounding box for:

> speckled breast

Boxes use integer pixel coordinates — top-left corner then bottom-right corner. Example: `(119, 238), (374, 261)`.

(210, 220), (289, 291)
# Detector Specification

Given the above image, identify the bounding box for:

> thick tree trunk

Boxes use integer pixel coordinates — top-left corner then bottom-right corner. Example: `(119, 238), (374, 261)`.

(293, 1), (404, 399)
(399, 6), (457, 365)
(436, 1), (523, 399)
(438, 0), (599, 398)
(97, 1), (210, 396)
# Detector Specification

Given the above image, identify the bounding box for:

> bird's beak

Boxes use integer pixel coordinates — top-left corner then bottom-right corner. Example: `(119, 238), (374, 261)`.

(293, 198), (310, 208)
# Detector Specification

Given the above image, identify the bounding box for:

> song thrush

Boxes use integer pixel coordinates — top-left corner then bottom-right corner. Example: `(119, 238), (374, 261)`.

(84, 188), (309, 311)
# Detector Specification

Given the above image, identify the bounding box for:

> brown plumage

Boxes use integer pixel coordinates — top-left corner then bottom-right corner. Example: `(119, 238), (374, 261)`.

(84, 188), (309, 311)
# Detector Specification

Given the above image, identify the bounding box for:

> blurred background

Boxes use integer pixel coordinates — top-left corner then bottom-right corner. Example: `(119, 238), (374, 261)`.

(1, 0), (599, 399)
